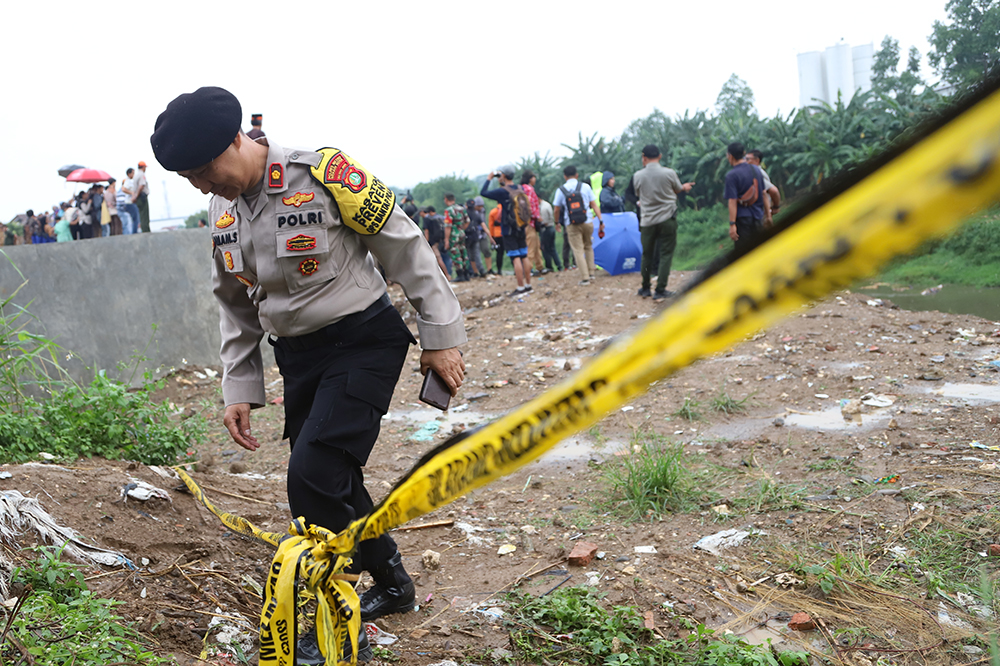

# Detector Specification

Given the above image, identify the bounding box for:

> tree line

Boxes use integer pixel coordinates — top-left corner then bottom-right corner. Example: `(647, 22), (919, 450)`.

(399, 0), (997, 218)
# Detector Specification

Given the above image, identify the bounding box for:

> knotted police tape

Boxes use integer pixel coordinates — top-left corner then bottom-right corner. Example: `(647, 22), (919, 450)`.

(179, 77), (1000, 665)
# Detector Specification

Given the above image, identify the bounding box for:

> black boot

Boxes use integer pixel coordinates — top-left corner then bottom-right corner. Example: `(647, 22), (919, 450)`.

(296, 624), (373, 664)
(359, 552), (416, 621)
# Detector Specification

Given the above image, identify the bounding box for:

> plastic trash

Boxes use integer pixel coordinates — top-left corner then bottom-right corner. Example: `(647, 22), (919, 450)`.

(365, 622), (398, 645)
(409, 420), (441, 442)
(497, 544), (517, 555)
(860, 393), (895, 407)
(634, 545), (657, 554)
(122, 478), (172, 503)
(692, 528), (765, 556)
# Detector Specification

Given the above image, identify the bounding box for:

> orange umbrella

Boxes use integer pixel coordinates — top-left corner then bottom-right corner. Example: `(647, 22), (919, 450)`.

(66, 168), (112, 183)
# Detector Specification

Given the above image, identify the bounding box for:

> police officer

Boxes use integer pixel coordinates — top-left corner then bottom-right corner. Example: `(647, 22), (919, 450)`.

(150, 87), (466, 664)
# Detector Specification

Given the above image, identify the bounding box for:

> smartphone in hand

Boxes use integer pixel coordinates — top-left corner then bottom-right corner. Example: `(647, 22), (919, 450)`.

(419, 369), (451, 411)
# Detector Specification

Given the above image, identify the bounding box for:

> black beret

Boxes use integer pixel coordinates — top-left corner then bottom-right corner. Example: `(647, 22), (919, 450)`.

(150, 86), (242, 172)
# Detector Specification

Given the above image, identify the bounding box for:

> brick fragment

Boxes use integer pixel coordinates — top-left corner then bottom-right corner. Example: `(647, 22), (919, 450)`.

(567, 541), (599, 566)
(788, 612), (815, 631)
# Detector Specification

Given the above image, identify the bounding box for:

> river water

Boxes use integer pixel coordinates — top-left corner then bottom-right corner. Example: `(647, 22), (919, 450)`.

(861, 284), (1000, 322)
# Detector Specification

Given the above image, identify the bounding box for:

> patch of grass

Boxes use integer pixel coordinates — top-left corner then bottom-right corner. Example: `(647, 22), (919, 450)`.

(673, 396), (704, 421)
(588, 425), (609, 449)
(506, 586), (808, 666)
(5, 545), (170, 665)
(602, 433), (709, 519)
(710, 389), (750, 415)
(900, 508), (1000, 613)
(731, 476), (808, 514)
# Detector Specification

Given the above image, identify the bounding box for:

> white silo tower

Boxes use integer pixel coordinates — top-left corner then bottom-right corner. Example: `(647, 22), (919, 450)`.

(797, 51), (827, 107)
(825, 43), (856, 104)
(852, 43), (874, 95)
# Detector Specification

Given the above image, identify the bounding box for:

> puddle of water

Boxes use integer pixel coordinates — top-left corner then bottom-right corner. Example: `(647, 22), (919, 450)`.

(737, 622), (789, 648)
(784, 405), (892, 431)
(533, 436), (627, 466)
(932, 383), (1000, 403)
(863, 284), (1000, 321)
(384, 407), (493, 429)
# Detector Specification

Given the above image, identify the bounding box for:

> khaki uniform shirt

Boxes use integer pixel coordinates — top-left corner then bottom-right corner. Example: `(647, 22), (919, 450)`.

(631, 162), (683, 226)
(210, 140), (466, 407)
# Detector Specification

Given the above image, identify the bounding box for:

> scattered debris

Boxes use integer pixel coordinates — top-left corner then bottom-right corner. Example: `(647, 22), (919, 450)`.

(860, 393), (895, 407)
(0, 490), (134, 569)
(409, 420), (442, 442)
(422, 550), (441, 570)
(568, 541), (600, 566)
(497, 544), (517, 556)
(634, 545), (658, 554)
(365, 622), (398, 645)
(121, 478), (172, 503)
(787, 612), (815, 631)
(692, 529), (765, 556)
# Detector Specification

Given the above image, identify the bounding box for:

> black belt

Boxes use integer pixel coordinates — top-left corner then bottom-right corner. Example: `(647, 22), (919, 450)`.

(274, 293), (392, 352)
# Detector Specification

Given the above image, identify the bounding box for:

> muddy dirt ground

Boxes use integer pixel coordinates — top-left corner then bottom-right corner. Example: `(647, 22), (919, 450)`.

(3, 268), (1000, 665)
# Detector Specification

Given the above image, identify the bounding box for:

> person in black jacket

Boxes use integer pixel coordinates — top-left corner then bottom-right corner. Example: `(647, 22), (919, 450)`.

(600, 171), (625, 213)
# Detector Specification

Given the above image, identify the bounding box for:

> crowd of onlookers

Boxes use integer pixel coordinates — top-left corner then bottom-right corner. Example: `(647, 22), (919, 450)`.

(401, 141), (780, 301)
(3, 162), (150, 246)
(401, 165), (632, 296)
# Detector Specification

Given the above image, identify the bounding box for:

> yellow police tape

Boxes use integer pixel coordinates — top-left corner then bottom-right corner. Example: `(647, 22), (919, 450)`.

(177, 82), (1000, 665)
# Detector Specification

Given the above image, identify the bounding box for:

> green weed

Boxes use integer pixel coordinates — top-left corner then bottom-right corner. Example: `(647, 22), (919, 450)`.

(602, 434), (706, 518)
(710, 389), (750, 415)
(0, 368), (205, 465)
(5, 546), (170, 665)
(806, 457), (856, 473)
(0, 281), (206, 465)
(506, 586), (808, 666)
(731, 476), (808, 513)
(900, 508), (1000, 614)
(673, 396), (704, 421)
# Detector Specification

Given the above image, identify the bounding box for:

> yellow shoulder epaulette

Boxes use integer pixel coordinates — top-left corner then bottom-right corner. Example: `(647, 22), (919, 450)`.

(309, 147), (396, 235)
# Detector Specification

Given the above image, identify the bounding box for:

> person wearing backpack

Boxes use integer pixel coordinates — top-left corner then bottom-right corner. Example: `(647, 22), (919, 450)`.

(481, 163), (533, 296)
(724, 142), (770, 253)
(552, 165), (604, 285)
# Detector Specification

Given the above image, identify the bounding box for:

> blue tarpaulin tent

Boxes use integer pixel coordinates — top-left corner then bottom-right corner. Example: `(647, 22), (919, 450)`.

(592, 212), (641, 275)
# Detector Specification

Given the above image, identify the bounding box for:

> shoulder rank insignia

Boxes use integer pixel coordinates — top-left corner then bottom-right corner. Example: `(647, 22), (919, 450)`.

(282, 192), (315, 208)
(216, 212), (235, 229)
(299, 258), (319, 276)
(309, 147), (396, 235)
(268, 163), (284, 188)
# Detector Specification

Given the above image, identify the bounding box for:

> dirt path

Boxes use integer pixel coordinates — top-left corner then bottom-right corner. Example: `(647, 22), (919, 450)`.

(3, 268), (1000, 664)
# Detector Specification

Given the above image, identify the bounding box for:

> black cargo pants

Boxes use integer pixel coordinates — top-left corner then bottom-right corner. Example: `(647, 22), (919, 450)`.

(270, 294), (414, 572)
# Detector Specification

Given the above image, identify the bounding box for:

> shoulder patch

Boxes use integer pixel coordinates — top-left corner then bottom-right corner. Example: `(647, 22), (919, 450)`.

(309, 148), (396, 235)
(268, 163), (284, 188)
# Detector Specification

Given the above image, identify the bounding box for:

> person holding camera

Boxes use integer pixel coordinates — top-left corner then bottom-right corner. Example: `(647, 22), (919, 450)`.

(481, 164), (533, 295)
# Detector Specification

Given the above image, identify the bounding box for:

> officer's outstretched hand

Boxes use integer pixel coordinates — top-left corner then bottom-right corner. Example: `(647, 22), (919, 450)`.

(224, 403), (261, 451)
(420, 348), (465, 396)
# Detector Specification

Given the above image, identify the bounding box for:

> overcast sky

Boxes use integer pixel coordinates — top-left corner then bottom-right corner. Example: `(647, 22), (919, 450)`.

(3, 0), (949, 223)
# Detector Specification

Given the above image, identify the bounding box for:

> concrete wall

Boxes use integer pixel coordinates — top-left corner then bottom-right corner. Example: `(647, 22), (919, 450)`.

(0, 230), (264, 386)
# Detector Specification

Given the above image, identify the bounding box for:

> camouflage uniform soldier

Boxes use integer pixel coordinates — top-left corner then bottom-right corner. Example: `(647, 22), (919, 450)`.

(443, 193), (471, 282)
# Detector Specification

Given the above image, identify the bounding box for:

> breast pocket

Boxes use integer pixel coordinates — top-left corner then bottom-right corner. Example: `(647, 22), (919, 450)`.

(217, 245), (244, 273)
(276, 227), (337, 292)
